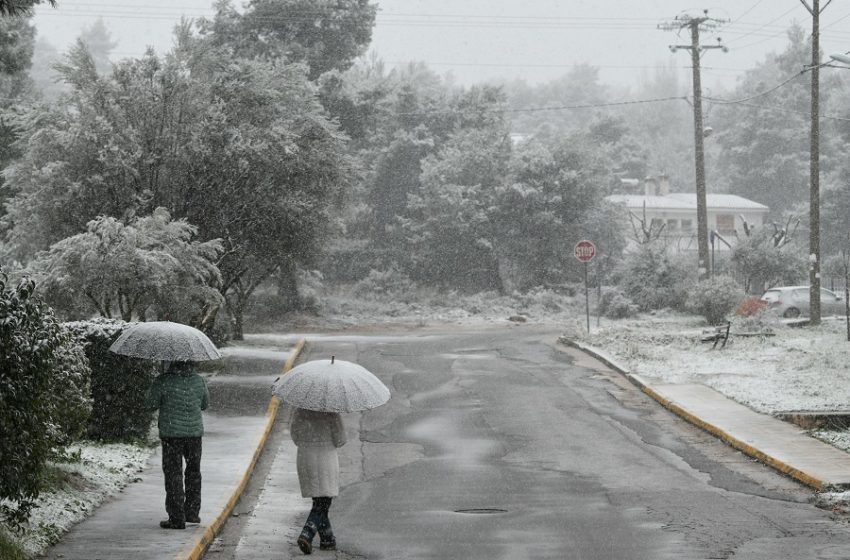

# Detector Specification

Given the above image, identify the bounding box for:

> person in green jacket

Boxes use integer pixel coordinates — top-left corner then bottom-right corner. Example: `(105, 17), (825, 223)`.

(145, 360), (210, 530)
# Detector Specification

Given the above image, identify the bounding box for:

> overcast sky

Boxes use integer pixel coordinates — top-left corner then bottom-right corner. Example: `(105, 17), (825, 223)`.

(32, 0), (850, 94)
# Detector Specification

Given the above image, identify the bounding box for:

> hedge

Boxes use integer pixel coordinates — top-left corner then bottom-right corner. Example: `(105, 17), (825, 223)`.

(64, 319), (157, 442)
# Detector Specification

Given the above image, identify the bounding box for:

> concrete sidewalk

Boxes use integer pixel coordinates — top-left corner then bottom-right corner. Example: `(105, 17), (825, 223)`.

(567, 339), (850, 491)
(40, 338), (305, 560)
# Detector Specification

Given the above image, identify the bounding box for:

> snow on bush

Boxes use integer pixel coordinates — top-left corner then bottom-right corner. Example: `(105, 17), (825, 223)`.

(614, 244), (693, 312)
(0, 272), (92, 527)
(64, 319), (157, 442)
(686, 275), (745, 325)
(599, 290), (639, 319)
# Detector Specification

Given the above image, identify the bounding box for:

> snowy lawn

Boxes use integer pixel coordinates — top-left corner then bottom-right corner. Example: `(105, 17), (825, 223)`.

(564, 310), (850, 415)
(0, 441), (153, 558)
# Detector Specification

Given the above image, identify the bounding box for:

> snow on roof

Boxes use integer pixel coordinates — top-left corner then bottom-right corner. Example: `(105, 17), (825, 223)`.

(607, 192), (769, 212)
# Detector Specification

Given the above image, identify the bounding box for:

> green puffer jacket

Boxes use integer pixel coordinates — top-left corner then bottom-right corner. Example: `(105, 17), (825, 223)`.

(145, 366), (210, 438)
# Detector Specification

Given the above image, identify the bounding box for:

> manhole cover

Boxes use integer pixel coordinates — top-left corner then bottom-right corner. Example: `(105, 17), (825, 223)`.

(454, 508), (508, 514)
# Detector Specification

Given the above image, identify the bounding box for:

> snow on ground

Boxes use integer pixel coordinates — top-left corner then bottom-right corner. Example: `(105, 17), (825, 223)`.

(565, 310), (850, 416)
(1, 441), (153, 557)
(7, 289), (850, 555)
(282, 286), (583, 330)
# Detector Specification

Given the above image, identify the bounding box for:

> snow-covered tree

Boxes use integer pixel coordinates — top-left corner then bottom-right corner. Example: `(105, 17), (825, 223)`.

(77, 18), (116, 75)
(29, 208), (223, 323)
(200, 0), (376, 80)
(3, 27), (351, 337)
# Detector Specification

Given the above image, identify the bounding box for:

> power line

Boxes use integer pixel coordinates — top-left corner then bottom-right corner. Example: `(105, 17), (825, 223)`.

(723, 4), (801, 46)
(393, 95), (686, 117)
(704, 71), (808, 104)
(704, 96), (850, 121)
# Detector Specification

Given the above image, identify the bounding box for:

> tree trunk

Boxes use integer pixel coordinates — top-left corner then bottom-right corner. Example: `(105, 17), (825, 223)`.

(232, 306), (244, 341)
(225, 294), (248, 341)
(277, 257), (300, 311)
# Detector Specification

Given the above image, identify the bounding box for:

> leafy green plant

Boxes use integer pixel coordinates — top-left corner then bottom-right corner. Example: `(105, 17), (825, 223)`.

(0, 529), (27, 560)
(63, 319), (157, 442)
(0, 271), (91, 526)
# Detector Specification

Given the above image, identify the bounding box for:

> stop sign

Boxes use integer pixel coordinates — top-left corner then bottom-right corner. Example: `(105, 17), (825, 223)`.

(574, 240), (596, 262)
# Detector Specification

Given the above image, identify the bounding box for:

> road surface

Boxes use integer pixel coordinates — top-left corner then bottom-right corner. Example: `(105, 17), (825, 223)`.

(208, 325), (850, 560)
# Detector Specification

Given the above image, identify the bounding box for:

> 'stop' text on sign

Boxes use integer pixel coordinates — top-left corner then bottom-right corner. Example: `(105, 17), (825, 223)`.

(574, 240), (596, 262)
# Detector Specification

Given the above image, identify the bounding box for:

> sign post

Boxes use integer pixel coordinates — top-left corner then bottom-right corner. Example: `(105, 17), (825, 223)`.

(574, 240), (596, 332)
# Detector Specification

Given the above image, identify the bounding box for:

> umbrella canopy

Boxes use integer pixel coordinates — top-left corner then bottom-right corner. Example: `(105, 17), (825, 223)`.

(108, 321), (221, 361)
(274, 358), (390, 413)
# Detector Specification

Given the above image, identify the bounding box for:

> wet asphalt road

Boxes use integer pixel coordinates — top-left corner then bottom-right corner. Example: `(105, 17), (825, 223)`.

(211, 325), (850, 559)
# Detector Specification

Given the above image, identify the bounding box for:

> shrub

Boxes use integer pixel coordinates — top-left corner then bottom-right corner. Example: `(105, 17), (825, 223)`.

(0, 273), (92, 526)
(686, 275), (745, 325)
(734, 296), (768, 317)
(63, 319), (157, 442)
(601, 291), (639, 319)
(733, 308), (780, 334)
(615, 244), (694, 311)
(352, 266), (415, 299)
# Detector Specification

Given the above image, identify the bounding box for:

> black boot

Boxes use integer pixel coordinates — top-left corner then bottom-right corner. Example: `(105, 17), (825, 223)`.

(297, 521), (317, 555)
(318, 520), (336, 551)
(159, 519), (186, 530)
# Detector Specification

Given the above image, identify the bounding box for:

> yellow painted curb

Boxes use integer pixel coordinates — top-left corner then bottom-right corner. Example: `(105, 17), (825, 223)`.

(562, 338), (829, 491)
(176, 336), (307, 560)
(637, 382), (827, 490)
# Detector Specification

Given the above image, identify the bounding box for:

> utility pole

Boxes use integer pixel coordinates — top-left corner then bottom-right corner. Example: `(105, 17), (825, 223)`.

(660, 11), (727, 281)
(800, 0), (831, 326)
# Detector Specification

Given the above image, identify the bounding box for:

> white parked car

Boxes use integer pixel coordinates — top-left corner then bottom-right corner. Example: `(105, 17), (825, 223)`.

(760, 286), (846, 318)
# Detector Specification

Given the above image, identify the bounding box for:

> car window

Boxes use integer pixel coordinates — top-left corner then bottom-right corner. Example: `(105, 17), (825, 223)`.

(792, 289), (809, 301)
(821, 289), (839, 300)
(761, 290), (781, 302)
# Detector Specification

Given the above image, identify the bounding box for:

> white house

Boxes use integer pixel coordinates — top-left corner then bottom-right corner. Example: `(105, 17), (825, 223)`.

(606, 175), (770, 251)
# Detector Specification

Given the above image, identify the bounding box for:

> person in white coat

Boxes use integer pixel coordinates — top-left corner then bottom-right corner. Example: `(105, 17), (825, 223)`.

(291, 407), (347, 555)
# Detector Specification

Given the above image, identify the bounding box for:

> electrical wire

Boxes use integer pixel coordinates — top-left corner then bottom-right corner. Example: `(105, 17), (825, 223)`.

(705, 71), (808, 104)
(393, 96), (686, 117)
(723, 3), (801, 46)
(705, 96), (850, 122)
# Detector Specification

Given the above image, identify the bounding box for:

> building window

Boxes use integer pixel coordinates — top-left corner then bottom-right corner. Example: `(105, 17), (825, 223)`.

(681, 219), (693, 230)
(716, 214), (735, 234)
(666, 219), (678, 230)
(651, 218), (664, 231)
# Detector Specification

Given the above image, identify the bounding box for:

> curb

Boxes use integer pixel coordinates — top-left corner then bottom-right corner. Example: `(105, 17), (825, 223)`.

(176, 336), (307, 560)
(560, 337), (829, 491)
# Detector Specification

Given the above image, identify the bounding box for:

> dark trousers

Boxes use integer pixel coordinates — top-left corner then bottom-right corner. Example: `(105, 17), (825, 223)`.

(161, 437), (202, 523)
(303, 497), (334, 543)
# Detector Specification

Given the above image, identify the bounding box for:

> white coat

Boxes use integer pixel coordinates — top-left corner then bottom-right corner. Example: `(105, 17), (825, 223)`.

(290, 408), (347, 498)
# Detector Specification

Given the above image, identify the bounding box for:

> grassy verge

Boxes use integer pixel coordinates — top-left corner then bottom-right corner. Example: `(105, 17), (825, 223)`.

(0, 530), (28, 560)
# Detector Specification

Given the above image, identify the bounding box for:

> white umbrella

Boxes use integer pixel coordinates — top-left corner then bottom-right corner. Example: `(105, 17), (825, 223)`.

(274, 357), (390, 413)
(108, 321), (222, 361)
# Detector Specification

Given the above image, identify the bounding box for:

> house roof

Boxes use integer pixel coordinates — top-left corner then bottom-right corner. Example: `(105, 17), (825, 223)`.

(607, 193), (769, 212)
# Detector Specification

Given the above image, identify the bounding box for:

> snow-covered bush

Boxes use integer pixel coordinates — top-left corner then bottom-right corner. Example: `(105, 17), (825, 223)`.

(600, 290), (639, 319)
(0, 273), (92, 526)
(732, 307), (779, 334)
(63, 319), (157, 442)
(731, 228), (806, 294)
(353, 266), (416, 299)
(30, 209), (223, 323)
(686, 275), (745, 325)
(614, 244), (693, 311)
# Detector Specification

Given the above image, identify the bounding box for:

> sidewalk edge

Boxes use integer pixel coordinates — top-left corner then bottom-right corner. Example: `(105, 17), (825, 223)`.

(176, 336), (307, 560)
(560, 337), (828, 491)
